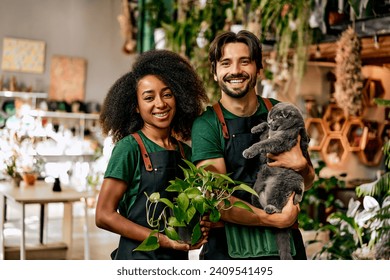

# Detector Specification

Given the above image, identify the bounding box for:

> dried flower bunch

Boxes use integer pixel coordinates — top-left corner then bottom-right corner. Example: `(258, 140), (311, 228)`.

(334, 26), (364, 116)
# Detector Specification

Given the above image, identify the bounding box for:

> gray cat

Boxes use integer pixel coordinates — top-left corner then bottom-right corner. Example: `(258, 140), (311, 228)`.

(242, 102), (310, 260)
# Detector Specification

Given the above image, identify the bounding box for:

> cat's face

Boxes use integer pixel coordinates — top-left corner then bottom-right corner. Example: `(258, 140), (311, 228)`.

(267, 102), (304, 131)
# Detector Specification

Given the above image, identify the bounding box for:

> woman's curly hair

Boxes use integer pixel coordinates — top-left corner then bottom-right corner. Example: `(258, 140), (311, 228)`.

(100, 49), (208, 143)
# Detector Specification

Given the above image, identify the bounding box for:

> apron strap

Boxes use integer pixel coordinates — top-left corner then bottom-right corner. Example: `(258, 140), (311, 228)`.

(132, 132), (186, 171)
(177, 141), (186, 159)
(131, 132), (153, 171)
(213, 103), (229, 139)
(213, 97), (274, 139)
(262, 97), (273, 111)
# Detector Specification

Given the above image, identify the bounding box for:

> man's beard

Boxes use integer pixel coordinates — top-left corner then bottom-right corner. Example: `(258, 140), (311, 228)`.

(219, 74), (256, 99)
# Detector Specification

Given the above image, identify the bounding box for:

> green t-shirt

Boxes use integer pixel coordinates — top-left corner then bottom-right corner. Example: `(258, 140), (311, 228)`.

(104, 130), (191, 216)
(191, 96), (278, 165)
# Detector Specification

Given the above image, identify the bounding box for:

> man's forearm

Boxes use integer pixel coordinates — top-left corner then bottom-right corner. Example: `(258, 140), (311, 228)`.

(299, 162), (315, 190)
(220, 196), (298, 229)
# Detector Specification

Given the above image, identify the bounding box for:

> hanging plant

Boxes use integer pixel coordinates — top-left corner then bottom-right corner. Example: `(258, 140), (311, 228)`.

(334, 26), (364, 117)
(258, 0), (314, 91)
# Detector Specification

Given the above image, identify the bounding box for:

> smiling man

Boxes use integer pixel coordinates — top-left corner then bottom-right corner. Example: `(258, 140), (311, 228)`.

(191, 30), (314, 260)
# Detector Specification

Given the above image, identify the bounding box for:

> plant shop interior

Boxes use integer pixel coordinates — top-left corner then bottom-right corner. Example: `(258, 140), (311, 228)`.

(0, 0), (389, 260)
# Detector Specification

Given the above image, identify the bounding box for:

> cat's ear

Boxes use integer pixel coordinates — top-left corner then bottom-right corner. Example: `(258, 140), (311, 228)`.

(282, 110), (294, 118)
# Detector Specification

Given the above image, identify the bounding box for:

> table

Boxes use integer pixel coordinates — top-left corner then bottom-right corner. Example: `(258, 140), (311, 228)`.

(0, 180), (93, 260)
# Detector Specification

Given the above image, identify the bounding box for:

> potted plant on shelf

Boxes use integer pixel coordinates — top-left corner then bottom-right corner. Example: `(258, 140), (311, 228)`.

(134, 160), (258, 251)
(3, 153), (23, 187)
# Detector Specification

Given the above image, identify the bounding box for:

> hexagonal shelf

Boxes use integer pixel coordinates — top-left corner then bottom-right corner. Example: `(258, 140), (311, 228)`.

(362, 78), (385, 107)
(358, 138), (383, 166)
(321, 134), (348, 168)
(358, 121), (383, 166)
(323, 104), (347, 134)
(305, 118), (327, 151)
(343, 118), (368, 152)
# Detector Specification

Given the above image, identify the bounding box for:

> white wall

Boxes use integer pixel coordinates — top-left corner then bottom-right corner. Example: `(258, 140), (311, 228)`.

(0, 0), (136, 104)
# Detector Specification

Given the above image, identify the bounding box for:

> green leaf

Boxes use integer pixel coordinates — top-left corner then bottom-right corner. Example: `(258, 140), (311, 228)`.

(185, 205), (196, 224)
(217, 173), (235, 184)
(166, 179), (186, 192)
(193, 195), (206, 214)
(182, 159), (197, 172)
(173, 205), (186, 223)
(209, 208), (221, 222)
(165, 226), (180, 241)
(233, 184), (258, 196)
(159, 198), (174, 209)
(232, 201), (254, 212)
(168, 216), (186, 227)
(184, 187), (202, 198)
(191, 222), (202, 245)
(177, 192), (190, 211)
(133, 230), (160, 251)
(222, 198), (231, 208)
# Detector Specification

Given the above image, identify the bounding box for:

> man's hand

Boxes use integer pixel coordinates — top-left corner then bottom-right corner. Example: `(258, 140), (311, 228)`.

(266, 135), (315, 189)
(278, 193), (300, 228)
(266, 135), (307, 172)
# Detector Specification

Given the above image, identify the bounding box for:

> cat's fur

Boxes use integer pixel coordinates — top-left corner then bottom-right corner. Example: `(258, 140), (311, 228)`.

(242, 102), (310, 260)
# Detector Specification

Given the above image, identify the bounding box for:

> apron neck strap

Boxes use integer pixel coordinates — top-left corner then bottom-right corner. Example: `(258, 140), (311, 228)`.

(132, 132), (186, 171)
(213, 97), (273, 139)
(213, 103), (229, 139)
(131, 132), (153, 171)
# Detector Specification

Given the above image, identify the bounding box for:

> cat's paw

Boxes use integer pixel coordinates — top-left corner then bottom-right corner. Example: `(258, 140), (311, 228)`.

(264, 205), (278, 214)
(242, 149), (256, 159)
(251, 124), (267, 134)
(293, 194), (303, 204)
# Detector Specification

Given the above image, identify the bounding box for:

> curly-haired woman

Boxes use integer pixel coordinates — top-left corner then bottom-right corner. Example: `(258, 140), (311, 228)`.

(95, 50), (209, 260)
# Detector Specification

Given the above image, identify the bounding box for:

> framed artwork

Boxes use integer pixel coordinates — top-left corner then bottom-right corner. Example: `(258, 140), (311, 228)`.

(49, 55), (87, 103)
(1, 37), (46, 73)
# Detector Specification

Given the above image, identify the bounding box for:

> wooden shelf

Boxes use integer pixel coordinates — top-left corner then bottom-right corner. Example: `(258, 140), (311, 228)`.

(29, 109), (99, 120)
(309, 34), (390, 65)
(321, 134), (349, 169)
(323, 104), (347, 134)
(0, 91), (48, 99)
(343, 118), (368, 152)
(305, 118), (327, 151)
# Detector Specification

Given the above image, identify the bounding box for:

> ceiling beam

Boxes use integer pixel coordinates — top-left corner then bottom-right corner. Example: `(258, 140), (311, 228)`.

(309, 34), (390, 64)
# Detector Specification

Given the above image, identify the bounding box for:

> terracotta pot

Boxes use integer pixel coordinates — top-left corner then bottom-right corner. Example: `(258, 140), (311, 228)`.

(23, 173), (37, 186)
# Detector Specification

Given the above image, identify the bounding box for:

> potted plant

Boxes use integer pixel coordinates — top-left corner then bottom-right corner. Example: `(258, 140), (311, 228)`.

(3, 153), (23, 187)
(135, 159), (258, 251)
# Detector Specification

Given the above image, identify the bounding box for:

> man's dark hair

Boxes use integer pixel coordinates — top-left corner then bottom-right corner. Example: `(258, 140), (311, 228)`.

(208, 30), (263, 75)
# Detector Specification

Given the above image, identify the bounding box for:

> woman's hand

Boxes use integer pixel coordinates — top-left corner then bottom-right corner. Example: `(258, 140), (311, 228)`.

(158, 218), (209, 251)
